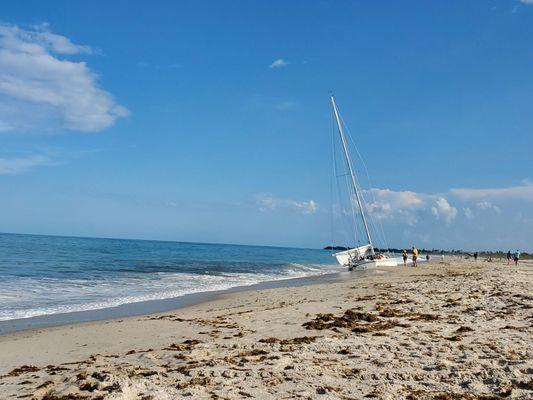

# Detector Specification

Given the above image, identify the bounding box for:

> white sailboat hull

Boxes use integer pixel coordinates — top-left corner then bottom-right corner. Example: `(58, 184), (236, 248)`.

(334, 247), (398, 270)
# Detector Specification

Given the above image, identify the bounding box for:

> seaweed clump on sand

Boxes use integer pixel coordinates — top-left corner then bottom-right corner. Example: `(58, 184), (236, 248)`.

(302, 309), (400, 333)
(259, 336), (318, 345)
(432, 393), (504, 400)
(164, 339), (202, 351)
(42, 394), (91, 400)
(5, 365), (40, 377)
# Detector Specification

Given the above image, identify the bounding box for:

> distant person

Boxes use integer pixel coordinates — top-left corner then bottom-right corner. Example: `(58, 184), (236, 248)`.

(441, 251), (445, 262)
(474, 252), (478, 261)
(412, 246), (419, 267)
(514, 250), (520, 266)
(507, 250), (512, 265)
(402, 250), (408, 266)
(426, 254), (430, 262)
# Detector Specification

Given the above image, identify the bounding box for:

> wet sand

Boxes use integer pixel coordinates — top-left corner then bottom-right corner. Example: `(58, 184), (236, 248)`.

(0, 259), (531, 399)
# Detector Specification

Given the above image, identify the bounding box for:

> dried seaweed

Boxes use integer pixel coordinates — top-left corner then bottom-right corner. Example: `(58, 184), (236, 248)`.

(164, 339), (202, 351)
(6, 365), (40, 377)
(303, 309), (400, 333)
(259, 336), (317, 345)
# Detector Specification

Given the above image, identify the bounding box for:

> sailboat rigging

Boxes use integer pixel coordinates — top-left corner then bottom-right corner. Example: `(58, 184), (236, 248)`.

(330, 95), (398, 270)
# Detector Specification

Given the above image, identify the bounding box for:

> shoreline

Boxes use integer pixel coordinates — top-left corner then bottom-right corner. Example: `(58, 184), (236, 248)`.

(1, 259), (530, 399)
(0, 267), (383, 336)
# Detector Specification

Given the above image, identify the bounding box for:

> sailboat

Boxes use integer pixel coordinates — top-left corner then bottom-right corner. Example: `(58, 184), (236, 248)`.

(330, 95), (398, 270)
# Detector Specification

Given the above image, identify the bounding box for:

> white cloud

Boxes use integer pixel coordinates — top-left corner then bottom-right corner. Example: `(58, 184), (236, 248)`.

(451, 180), (533, 202)
(364, 188), (459, 225)
(520, 0), (533, 4)
(269, 58), (289, 69)
(0, 155), (50, 175)
(365, 188), (425, 224)
(255, 194), (318, 214)
(461, 202), (500, 220)
(0, 23), (128, 133)
(476, 201), (501, 213)
(431, 197), (458, 224)
(464, 207), (474, 220)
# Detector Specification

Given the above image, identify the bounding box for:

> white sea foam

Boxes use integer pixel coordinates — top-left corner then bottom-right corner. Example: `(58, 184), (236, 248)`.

(0, 263), (341, 321)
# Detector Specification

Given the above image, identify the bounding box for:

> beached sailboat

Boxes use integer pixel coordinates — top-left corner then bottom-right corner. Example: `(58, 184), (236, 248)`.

(330, 95), (398, 270)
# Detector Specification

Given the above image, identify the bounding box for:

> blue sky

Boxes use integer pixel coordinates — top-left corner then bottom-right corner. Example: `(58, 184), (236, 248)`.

(0, 0), (532, 251)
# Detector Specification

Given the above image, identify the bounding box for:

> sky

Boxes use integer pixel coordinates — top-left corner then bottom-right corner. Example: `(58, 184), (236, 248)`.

(0, 0), (532, 251)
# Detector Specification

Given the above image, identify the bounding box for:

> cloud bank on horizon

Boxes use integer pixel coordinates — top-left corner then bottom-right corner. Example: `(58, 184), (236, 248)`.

(358, 181), (533, 250)
(0, 23), (128, 133)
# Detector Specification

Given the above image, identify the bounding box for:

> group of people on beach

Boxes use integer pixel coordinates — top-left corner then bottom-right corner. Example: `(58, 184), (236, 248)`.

(472, 249), (521, 265)
(400, 247), (522, 266)
(402, 246), (426, 267)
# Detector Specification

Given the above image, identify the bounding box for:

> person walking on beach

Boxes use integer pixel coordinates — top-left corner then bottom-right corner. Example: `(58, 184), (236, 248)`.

(514, 250), (520, 266)
(474, 252), (478, 262)
(412, 246), (419, 267)
(402, 250), (408, 266)
(507, 250), (512, 265)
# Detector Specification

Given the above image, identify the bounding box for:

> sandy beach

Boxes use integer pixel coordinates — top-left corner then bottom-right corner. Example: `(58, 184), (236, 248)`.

(0, 259), (531, 399)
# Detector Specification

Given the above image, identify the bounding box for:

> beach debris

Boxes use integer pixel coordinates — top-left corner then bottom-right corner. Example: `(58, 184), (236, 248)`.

(316, 386), (327, 394)
(6, 365), (40, 377)
(258, 336), (318, 345)
(45, 365), (69, 374)
(164, 339), (202, 351)
(42, 393), (91, 400)
(35, 380), (54, 389)
(302, 309), (400, 333)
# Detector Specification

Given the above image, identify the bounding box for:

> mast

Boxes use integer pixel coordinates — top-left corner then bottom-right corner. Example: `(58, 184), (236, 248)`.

(330, 95), (374, 255)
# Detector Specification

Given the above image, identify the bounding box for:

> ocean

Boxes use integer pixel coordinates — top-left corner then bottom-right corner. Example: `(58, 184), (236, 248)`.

(0, 233), (341, 322)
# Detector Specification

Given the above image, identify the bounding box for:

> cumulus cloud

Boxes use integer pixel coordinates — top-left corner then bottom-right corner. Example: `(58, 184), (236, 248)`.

(268, 58), (289, 68)
(365, 188), (424, 224)
(0, 23), (128, 133)
(255, 194), (318, 214)
(451, 181), (533, 202)
(363, 188), (459, 225)
(431, 197), (458, 224)
(0, 154), (50, 175)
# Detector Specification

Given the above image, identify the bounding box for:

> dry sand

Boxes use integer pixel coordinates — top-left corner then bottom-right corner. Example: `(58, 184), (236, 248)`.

(0, 259), (531, 399)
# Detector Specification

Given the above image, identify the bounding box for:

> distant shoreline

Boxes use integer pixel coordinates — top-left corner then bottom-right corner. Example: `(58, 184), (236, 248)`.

(324, 245), (532, 259)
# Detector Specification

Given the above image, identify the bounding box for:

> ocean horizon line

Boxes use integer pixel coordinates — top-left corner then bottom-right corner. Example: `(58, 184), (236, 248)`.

(0, 231), (326, 253)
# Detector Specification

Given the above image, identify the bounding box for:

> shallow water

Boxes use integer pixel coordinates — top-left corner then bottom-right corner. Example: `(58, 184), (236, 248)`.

(0, 233), (341, 321)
